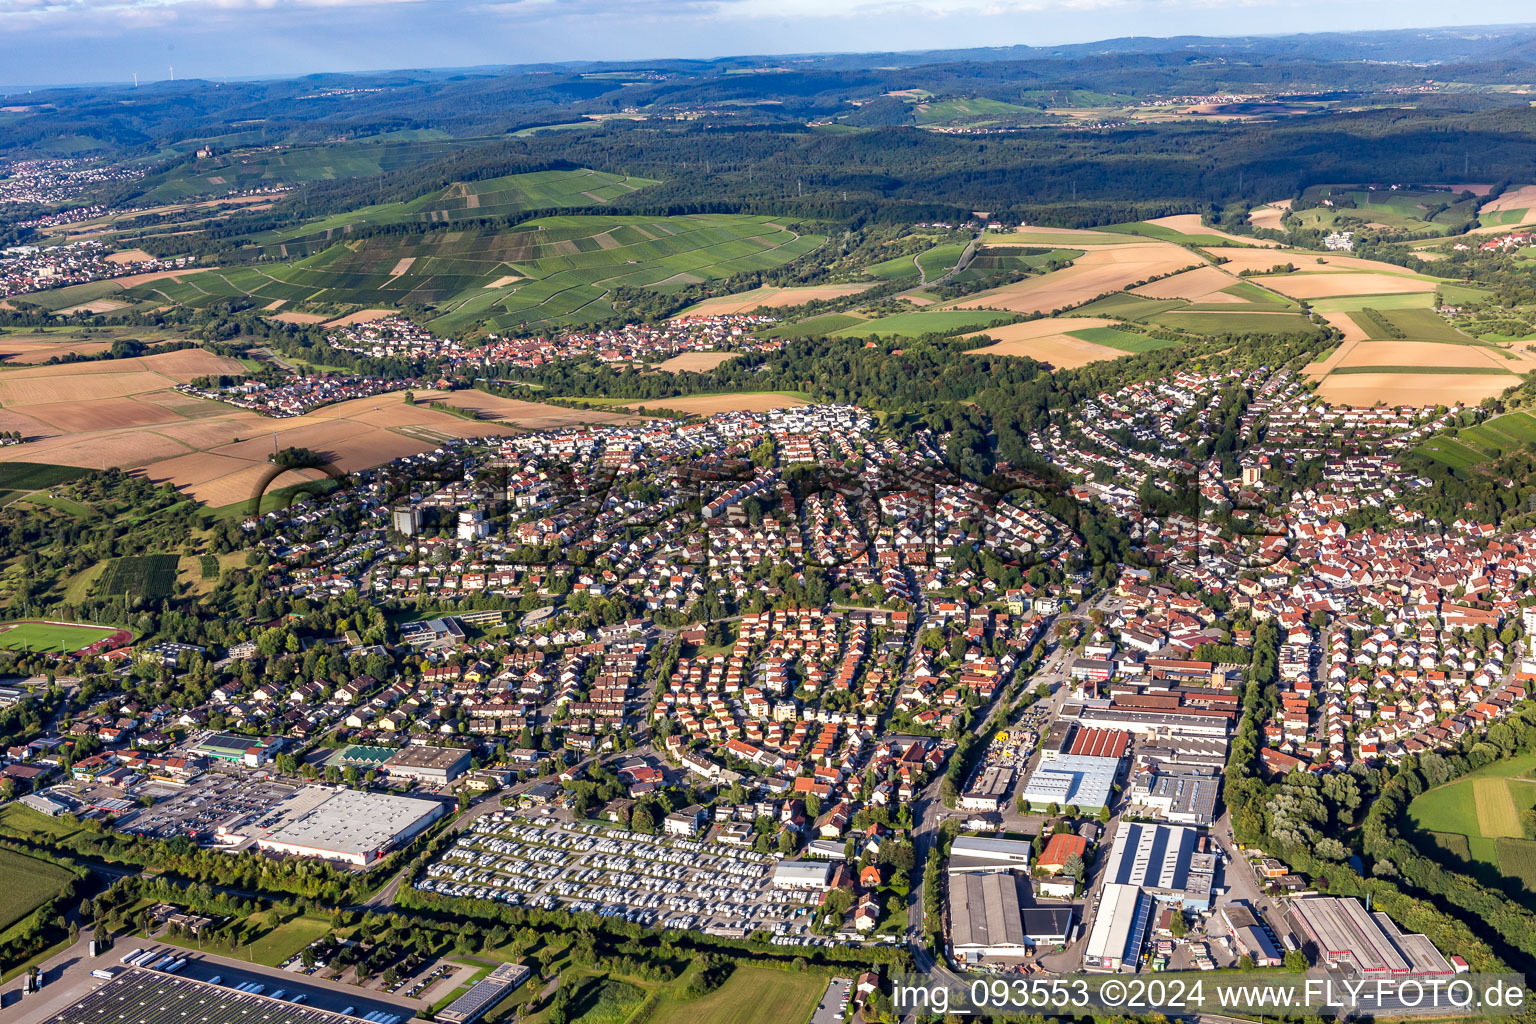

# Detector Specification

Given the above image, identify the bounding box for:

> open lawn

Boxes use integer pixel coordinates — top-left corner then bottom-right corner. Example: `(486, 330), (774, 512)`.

(646, 966), (825, 1024)
(0, 849), (74, 936)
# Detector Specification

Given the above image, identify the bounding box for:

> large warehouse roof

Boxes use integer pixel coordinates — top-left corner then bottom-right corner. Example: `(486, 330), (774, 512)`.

(259, 785), (444, 860)
(40, 970), (374, 1024)
(1103, 822), (1212, 899)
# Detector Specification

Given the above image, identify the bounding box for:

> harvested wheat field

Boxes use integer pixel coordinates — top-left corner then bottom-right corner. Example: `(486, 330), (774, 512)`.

(1316, 373), (1516, 406)
(0, 370), (175, 406)
(1146, 215), (1280, 246)
(25, 398), (183, 432)
(656, 352), (738, 372)
(1131, 265), (1246, 302)
(485, 276), (523, 289)
(1262, 273), (1439, 300)
(1337, 341), (1515, 370)
(985, 227), (1138, 245)
(180, 464), (330, 508)
(1248, 201), (1291, 231)
(270, 311), (329, 325)
(963, 317), (1129, 368)
(951, 243), (1198, 314)
(1203, 247), (1426, 276)
(623, 392), (809, 415)
(109, 267), (217, 289)
(0, 338), (114, 364)
(901, 295), (936, 306)
(106, 249), (155, 265)
(57, 299), (131, 315)
(0, 384), (584, 505)
(324, 309), (395, 327)
(678, 284), (874, 317)
(434, 391), (644, 427)
(1483, 185), (1536, 213)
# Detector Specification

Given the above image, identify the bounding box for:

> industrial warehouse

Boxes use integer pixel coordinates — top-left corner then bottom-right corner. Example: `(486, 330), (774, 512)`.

(39, 970), (385, 1024)
(1017, 726), (1129, 812)
(948, 873), (1075, 962)
(1100, 822), (1217, 910)
(1288, 897), (1454, 977)
(220, 785), (446, 866)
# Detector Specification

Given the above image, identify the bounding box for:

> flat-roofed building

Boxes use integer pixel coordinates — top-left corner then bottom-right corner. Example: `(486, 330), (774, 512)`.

(958, 765), (1014, 811)
(772, 859), (833, 890)
(947, 835), (1033, 874)
(1288, 897), (1452, 977)
(949, 872), (1075, 961)
(1128, 767), (1221, 825)
(438, 962), (531, 1024)
(1018, 753), (1118, 812)
(1219, 903), (1283, 967)
(244, 785), (445, 866)
(383, 745), (472, 784)
(1084, 882), (1152, 973)
(1102, 822), (1215, 910)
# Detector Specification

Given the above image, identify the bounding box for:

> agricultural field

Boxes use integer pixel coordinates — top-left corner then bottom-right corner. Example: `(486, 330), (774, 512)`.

(1415, 410), (1536, 466)
(760, 313), (866, 338)
(250, 167), (659, 257)
(947, 240), (1199, 315)
(97, 553), (180, 598)
(1290, 185), (1480, 235)
(132, 214), (824, 331)
(134, 137), (491, 203)
(831, 309), (1019, 338)
(908, 95), (1056, 128)
(1100, 215), (1277, 247)
(0, 620), (121, 653)
(645, 965), (826, 1024)
(619, 392), (810, 416)
(1408, 752), (1536, 883)
(0, 849), (74, 936)
(965, 317), (1178, 367)
(674, 283), (873, 317)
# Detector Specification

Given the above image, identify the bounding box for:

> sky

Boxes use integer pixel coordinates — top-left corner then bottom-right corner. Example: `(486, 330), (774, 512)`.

(3, 0), (1536, 88)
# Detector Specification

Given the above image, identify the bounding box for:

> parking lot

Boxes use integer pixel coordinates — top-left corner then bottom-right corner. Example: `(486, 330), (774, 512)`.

(117, 771), (298, 844)
(415, 813), (830, 943)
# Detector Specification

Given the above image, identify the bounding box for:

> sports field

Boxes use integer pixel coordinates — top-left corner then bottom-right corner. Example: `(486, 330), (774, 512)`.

(1409, 752), (1536, 884)
(0, 849), (74, 935)
(0, 620), (121, 653)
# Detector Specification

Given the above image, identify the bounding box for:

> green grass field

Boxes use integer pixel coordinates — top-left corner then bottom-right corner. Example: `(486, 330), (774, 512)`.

(862, 252), (924, 281)
(1308, 293), (1434, 314)
(761, 313), (866, 338)
(646, 966), (826, 1024)
(97, 554), (180, 598)
(1070, 293), (1188, 322)
(0, 620), (120, 653)
(832, 309), (1018, 338)
(1415, 411), (1536, 467)
(1409, 752), (1536, 869)
(1494, 838), (1536, 891)
(1066, 327), (1183, 353)
(0, 850), (73, 936)
(1293, 186), (1479, 235)
(0, 463), (90, 494)
(137, 214), (823, 331)
(1098, 221), (1242, 247)
(915, 244), (966, 280)
(162, 911), (331, 967)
